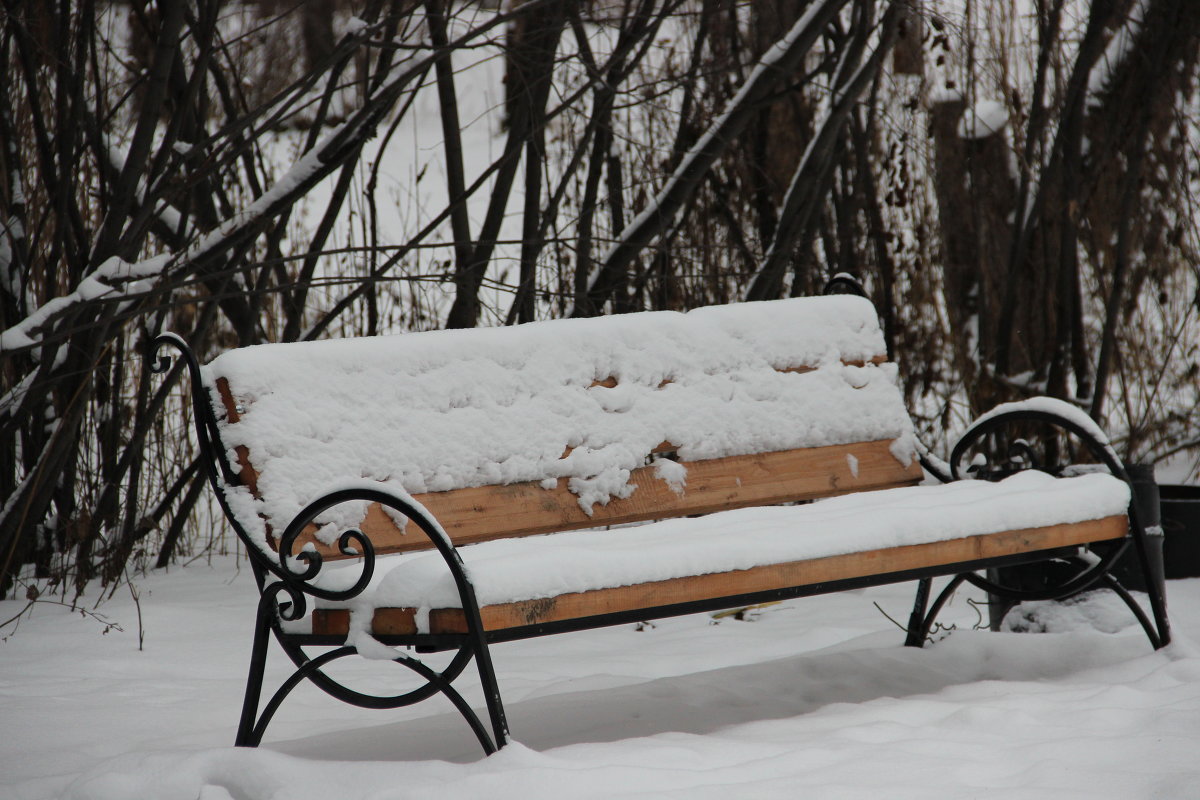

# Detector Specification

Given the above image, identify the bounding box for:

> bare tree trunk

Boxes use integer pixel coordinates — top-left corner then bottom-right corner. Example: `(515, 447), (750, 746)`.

(445, 0), (569, 328)
(576, 0), (853, 315)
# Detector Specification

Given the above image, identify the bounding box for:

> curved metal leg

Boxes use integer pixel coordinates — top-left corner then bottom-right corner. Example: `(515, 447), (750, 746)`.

(921, 555), (1169, 651)
(942, 399), (1171, 650)
(906, 574), (968, 646)
(236, 597), (274, 747)
(463, 609), (509, 748)
(1127, 531), (1171, 648)
(1098, 573), (1164, 650)
(245, 645), (499, 755)
(239, 588), (504, 753)
(273, 633), (476, 711)
(244, 647), (355, 747)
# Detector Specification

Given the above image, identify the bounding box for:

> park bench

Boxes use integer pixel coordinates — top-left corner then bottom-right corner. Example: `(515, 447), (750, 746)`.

(154, 287), (1169, 756)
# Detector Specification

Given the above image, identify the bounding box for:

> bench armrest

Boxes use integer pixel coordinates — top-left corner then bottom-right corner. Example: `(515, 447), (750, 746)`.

(950, 397), (1126, 483)
(151, 334), (485, 632)
(273, 481), (464, 610)
(943, 398), (1166, 627)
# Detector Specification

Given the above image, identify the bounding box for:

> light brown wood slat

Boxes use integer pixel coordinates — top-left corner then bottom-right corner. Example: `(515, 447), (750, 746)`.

(333, 514), (1127, 637)
(287, 439), (922, 560)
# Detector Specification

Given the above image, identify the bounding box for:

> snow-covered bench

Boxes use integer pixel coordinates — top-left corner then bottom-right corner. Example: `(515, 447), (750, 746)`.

(154, 291), (1169, 756)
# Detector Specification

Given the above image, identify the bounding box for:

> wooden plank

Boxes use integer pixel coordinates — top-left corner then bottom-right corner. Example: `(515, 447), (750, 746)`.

(317, 514), (1127, 637)
(287, 439), (922, 559)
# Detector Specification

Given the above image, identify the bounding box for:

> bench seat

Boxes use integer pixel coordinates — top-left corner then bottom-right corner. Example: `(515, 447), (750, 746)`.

(311, 470), (1129, 637)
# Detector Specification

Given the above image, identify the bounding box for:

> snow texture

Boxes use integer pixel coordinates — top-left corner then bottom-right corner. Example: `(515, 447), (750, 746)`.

(345, 470), (1128, 611)
(957, 99), (1008, 139)
(0, 254), (169, 351)
(964, 396), (1122, 468)
(204, 296), (914, 541)
(5, 553), (1198, 799)
(0, 126), (331, 353)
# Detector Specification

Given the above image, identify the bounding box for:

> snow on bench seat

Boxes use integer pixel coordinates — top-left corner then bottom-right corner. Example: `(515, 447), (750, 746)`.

(203, 296), (921, 558)
(310, 470), (1130, 637)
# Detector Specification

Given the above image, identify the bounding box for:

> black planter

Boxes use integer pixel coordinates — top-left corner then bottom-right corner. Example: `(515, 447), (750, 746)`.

(1161, 484), (1200, 579)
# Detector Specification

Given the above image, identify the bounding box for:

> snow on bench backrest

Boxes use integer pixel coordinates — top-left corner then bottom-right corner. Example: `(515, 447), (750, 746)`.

(204, 296), (921, 557)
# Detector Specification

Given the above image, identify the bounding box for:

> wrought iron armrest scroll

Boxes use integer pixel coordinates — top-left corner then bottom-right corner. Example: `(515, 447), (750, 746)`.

(266, 485), (511, 750)
(268, 484), (486, 627)
(947, 399), (1134, 599)
(948, 400), (1128, 484)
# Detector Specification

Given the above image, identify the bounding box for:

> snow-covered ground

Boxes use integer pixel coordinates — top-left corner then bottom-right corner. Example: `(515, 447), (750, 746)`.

(4, 553), (1200, 799)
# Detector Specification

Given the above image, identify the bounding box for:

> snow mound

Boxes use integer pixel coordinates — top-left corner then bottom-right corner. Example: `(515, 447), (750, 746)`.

(958, 99), (1008, 139)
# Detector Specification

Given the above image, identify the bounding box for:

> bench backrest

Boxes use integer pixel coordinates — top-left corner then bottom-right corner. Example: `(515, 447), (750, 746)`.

(203, 297), (922, 559)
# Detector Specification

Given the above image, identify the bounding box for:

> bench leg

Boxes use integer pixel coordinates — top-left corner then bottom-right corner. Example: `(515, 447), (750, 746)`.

(951, 552), (1168, 651)
(472, 639), (509, 750)
(1126, 471), (1171, 648)
(234, 596), (508, 753)
(904, 579), (932, 647)
(905, 574), (969, 647)
(235, 598), (273, 747)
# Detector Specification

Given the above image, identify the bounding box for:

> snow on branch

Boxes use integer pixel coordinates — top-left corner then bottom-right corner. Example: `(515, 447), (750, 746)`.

(569, 0), (852, 316)
(1087, 0), (1151, 106)
(745, 3), (900, 301)
(0, 0), (556, 357)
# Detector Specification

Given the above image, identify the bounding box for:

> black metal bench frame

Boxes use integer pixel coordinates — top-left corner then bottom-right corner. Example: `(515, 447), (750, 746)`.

(152, 288), (1170, 757)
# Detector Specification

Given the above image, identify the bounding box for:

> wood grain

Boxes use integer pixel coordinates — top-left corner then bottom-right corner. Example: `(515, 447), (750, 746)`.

(288, 439), (923, 559)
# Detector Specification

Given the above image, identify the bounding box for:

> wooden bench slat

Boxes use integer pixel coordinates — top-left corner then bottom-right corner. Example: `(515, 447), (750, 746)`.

(292, 438), (922, 558)
(310, 514), (1127, 637)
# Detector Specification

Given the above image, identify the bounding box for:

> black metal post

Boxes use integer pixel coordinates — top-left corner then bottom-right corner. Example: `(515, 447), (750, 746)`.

(904, 578), (931, 647)
(1125, 463), (1170, 647)
(236, 598), (274, 746)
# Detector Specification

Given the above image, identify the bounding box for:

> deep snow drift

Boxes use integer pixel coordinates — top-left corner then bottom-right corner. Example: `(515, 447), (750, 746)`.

(3, 552), (1199, 799)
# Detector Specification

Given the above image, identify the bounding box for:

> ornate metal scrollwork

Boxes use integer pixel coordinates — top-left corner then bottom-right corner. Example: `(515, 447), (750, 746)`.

(948, 401), (1126, 484)
(244, 484), (509, 752)
(152, 334), (510, 752)
(908, 398), (1169, 650)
